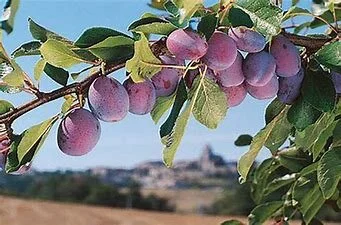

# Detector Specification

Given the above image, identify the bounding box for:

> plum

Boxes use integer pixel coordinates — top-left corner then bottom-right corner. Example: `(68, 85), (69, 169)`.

(185, 67), (216, 89)
(228, 27), (266, 53)
(243, 51), (276, 87)
(221, 83), (247, 107)
(202, 31), (238, 71)
(166, 29), (208, 60)
(277, 68), (304, 104)
(152, 55), (181, 97)
(57, 108), (101, 156)
(332, 72), (341, 94)
(246, 76), (279, 100)
(123, 78), (156, 115)
(215, 52), (245, 87)
(88, 76), (129, 122)
(270, 35), (301, 77)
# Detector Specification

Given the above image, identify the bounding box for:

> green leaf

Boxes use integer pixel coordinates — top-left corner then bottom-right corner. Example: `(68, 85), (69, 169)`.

(293, 172), (325, 224)
(173, 0), (204, 24)
(40, 39), (86, 68)
(238, 107), (288, 180)
(43, 63), (69, 86)
(197, 14), (218, 40)
(87, 36), (134, 62)
(317, 147), (341, 199)
(310, 9), (341, 29)
(0, 0), (20, 34)
(192, 77), (228, 129)
(28, 18), (73, 45)
(61, 95), (75, 114)
(227, 7), (253, 28)
(287, 97), (322, 131)
(162, 74), (204, 167)
(264, 173), (297, 197)
(75, 27), (131, 48)
(235, 0), (283, 36)
(34, 58), (46, 81)
(126, 33), (161, 83)
(315, 42), (341, 73)
(278, 147), (311, 173)
(151, 94), (176, 124)
(234, 134), (253, 146)
(332, 119), (341, 148)
(164, 1), (179, 16)
(265, 98), (286, 124)
(129, 17), (177, 35)
(11, 41), (41, 58)
(282, 6), (311, 21)
(5, 117), (58, 173)
(160, 79), (187, 138)
(221, 220), (244, 225)
(301, 69), (336, 112)
(2, 60), (25, 87)
(248, 201), (283, 225)
(0, 100), (14, 115)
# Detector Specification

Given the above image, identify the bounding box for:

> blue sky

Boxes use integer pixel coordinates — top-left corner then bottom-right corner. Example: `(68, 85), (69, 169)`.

(1, 0), (315, 171)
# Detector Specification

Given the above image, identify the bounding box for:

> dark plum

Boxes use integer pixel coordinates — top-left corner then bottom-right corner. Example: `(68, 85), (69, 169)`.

(332, 72), (341, 94)
(243, 51), (276, 87)
(57, 108), (101, 156)
(88, 76), (129, 122)
(123, 78), (156, 115)
(202, 31), (238, 71)
(228, 27), (266, 53)
(277, 68), (304, 104)
(166, 29), (208, 60)
(270, 35), (301, 77)
(215, 52), (245, 87)
(246, 76), (279, 100)
(221, 83), (247, 107)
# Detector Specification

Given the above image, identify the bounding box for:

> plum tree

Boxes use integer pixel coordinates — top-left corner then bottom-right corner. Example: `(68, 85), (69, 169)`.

(202, 31), (238, 71)
(214, 52), (245, 87)
(166, 29), (208, 60)
(185, 67), (216, 89)
(151, 55), (181, 96)
(270, 35), (301, 77)
(57, 108), (101, 156)
(331, 72), (341, 94)
(221, 84), (247, 107)
(277, 68), (305, 104)
(88, 76), (129, 122)
(246, 76), (279, 100)
(123, 78), (156, 115)
(243, 51), (276, 86)
(228, 26), (266, 53)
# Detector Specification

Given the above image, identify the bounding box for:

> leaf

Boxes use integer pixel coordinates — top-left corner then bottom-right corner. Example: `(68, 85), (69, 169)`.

(310, 9), (341, 29)
(87, 36), (134, 62)
(173, 0), (204, 24)
(0, 0), (20, 34)
(278, 147), (311, 173)
(235, 0), (283, 36)
(238, 107), (288, 180)
(128, 17), (177, 35)
(248, 201), (283, 225)
(192, 77), (228, 129)
(227, 7), (254, 28)
(61, 95), (75, 114)
(28, 18), (73, 45)
(43, 63), (69, 86)
(264, 173), (297, 197)
(287, 97), (322, 131)
(126, 33), (161, 83)
(162, 74), (204, 167)
(0, 100), (14, 115)
(197, 13), (218, 40)
(151, 94), (176, 124)
(75, 27), (131, 48)
(315, 42), (341, 73)
(40, 39), (85, 68)
(5, 117), (58, 173)
(265, 98), (286, 124)
(221, 220), (244, 225)
(317, 147), (341, 199)
(332, 120), (341, 148)
(164, 1), (179, 16)
(234, 134), (253, 146)
(292, 172), (325, 224)
(11, 41), (41, 58)
(160, 79), (187, 138)
(34, 58), (46, 81)
(301, 69), (336, 112)
(282, 6), (311, 21)
(2, 60), (25, 87)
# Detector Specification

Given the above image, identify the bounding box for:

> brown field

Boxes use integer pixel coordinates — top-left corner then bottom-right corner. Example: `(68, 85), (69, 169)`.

(0, 196), (338, 225)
